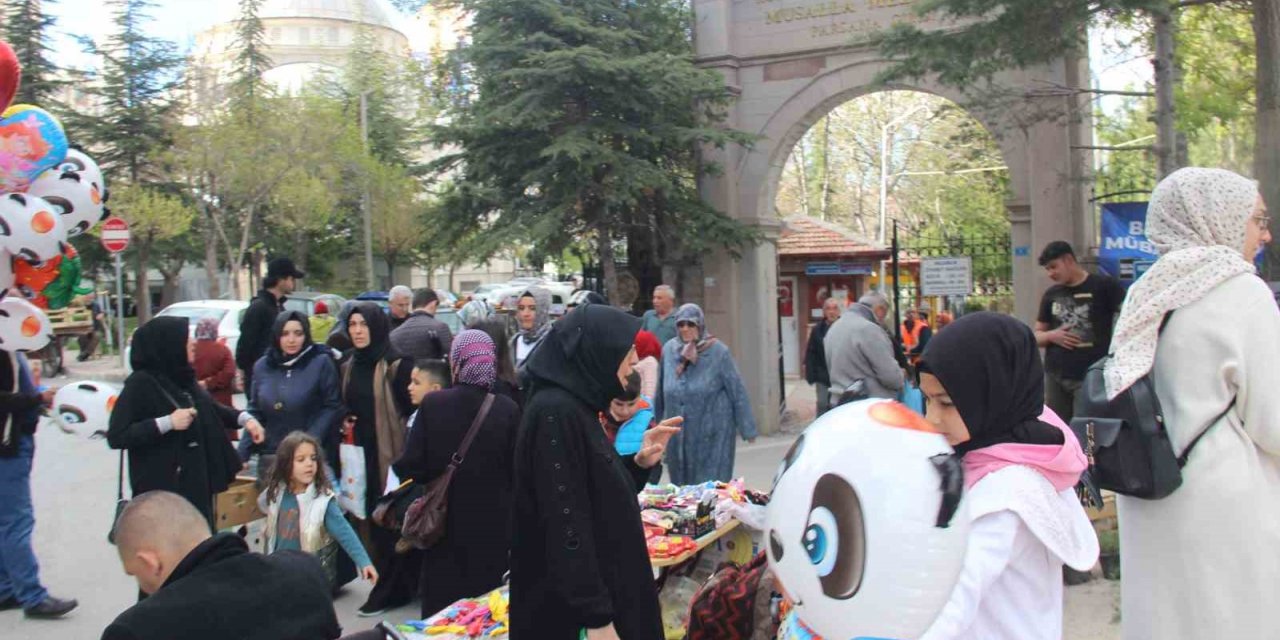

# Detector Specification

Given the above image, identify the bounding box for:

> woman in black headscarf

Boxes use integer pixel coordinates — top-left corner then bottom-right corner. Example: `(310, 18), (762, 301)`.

(339, 302), (415, 615)
(915, 312), (1096, 640)
(108, 317), (262, 527)
(509, 304), (680, 640)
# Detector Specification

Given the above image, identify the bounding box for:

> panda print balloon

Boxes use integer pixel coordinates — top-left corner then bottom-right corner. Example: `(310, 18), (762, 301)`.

(0, 192), (67, 264)
(28, 168), (106, 236)
(51, 380), (119, 438)
(767, 399), (970, 640)
(0, 289), (52, 351)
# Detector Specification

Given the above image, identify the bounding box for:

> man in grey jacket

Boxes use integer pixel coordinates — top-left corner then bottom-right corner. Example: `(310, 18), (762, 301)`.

(389, 288), (454, 360)
(824, 293), (903, 403)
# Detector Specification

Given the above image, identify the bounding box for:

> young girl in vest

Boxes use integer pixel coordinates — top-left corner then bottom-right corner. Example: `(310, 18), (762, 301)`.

(258, 431), (378, 590)
(916, 312), (1097, 640)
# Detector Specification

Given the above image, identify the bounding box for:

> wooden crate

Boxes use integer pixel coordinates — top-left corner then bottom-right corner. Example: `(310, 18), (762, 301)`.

(215, 476), (264, 530)
(46, 305), (93, 334)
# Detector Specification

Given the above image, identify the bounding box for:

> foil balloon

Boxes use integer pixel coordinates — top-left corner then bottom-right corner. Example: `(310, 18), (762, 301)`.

(0, 288), (52, 351)
(51, 380), (119, 438)
(0, 105), (68, 192)
(0, 192), (67, 264)
(12, 251), (58, 308)
(766, 399), (969, 640)
(0, 41), (18, 114)
(28, 167), (106, 236)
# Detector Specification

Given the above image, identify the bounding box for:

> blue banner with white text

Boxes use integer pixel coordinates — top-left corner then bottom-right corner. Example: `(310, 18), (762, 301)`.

(1099, 201), (1156, 285)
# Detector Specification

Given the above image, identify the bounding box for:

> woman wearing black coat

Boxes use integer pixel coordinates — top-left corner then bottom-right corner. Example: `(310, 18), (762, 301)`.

(107, 317), (264, 527)
(393, 329), (519, 617)
(240, 311), (344, 472)
(509, 304), (680, 640)
(340, 302), (415, 614)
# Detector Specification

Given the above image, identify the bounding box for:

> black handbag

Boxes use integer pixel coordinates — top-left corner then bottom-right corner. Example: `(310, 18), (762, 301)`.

(1071, 313), (1235, 501)
(108, 450), (128, 544)
(401, 394), (495, 550)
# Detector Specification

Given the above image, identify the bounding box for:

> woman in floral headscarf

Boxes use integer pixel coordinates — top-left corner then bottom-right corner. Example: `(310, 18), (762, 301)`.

(656, 303), (758, 484)
(1107, 168), (1280, 640)
(394, 330), (520, 617)
(191, 316), (236, 411)
(510, 285), (552, 371)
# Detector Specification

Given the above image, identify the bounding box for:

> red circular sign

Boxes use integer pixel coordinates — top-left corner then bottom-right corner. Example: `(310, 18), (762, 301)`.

(100, 217), (130, 253)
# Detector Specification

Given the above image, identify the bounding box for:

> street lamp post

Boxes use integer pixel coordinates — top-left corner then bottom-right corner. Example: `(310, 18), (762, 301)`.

(878, 105), (932, 246)
(360, 91), (376, 290)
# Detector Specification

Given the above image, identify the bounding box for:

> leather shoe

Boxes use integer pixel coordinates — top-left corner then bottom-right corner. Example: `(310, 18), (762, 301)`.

(0, 596), (18, 612)
(24, 596), (77, 619)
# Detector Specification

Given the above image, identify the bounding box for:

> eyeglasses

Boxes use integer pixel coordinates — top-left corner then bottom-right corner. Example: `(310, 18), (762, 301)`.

(676, 321), (698, 328)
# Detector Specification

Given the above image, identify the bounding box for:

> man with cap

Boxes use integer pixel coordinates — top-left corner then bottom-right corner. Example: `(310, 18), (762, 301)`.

(236, 257), (304, 401)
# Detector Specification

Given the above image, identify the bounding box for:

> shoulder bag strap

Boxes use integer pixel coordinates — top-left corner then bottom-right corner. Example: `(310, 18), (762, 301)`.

(1177, 397), (1238, 468)
(117, 450), (126, 500)
(448, 394), (496, 469)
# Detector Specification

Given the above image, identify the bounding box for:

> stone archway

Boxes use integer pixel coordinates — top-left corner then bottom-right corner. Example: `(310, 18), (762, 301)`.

(691, 0), (1093, 434)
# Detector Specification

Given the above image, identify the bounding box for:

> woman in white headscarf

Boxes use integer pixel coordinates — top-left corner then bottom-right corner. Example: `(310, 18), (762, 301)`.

(1108, 168), (1278, 640)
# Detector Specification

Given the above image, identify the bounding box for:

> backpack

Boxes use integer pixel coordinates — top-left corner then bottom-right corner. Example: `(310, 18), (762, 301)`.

(687, 551), (778, 640)
(1071, 313), (1235, 500)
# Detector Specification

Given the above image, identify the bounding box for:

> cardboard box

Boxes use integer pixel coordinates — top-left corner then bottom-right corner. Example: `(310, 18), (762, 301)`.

(215, 476), (264, 530)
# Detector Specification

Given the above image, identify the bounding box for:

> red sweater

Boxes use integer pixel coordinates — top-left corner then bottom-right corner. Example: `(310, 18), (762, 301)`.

(193, 340), (236, 409)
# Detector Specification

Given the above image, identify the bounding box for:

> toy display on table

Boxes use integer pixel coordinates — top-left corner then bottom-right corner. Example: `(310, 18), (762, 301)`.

(639, 478), (751, 553)
(766, 399), (970, 640)
(402, 586), (509, 639)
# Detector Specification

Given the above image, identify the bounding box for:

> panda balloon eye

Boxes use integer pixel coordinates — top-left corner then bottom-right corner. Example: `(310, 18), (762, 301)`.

(805, 506), (838, 577)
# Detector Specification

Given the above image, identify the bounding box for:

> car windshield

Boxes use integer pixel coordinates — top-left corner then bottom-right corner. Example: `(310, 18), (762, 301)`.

(159, 307), (228, 324)
(438, 310), (462, 334)
(282, 299), (311, 313)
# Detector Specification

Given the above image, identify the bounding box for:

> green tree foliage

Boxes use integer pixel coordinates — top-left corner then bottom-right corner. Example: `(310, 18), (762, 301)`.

(228, 0), (273, 118)
(2, 0), (64, 107)
(110, 183), (196, 322)
(343, 24), (423, 170)
(70, 0), (182, 184)
(432, 0), (755, 298)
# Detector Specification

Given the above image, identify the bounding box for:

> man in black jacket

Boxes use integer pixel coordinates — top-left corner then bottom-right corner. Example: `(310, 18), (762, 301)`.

(0, 349), (78, 619)
(236, 257), (304, 398)
(389, 288), (454, 361)
(102, 491), (340, 640)
(804, 297), (841, 415)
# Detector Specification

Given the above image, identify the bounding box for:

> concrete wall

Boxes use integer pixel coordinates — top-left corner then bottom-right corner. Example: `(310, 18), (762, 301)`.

(693, 0), (1092, 434)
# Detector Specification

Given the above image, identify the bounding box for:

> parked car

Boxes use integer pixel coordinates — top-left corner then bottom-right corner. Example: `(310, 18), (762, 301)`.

(435, 289), (460, 309)
(284, 291), (347, 317)
(354, 290), (391, 312)
(125, 300), (249, 372)
(437, 307), (462, 335)
(470, 284), (507, 304)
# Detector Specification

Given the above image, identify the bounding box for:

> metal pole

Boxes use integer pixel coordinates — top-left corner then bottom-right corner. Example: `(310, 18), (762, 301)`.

(114, 253), (126, 369)
(892, 220), (901, 347)
(360, 91), (375, 290)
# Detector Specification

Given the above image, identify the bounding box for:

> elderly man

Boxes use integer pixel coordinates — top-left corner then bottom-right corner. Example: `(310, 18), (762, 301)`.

(102, 491), (340, 640)
(857, 291), (909, 370)
(804, 297), (842, 415)
(641, 285), (679, 347)
(388, 285), (413, 330)
(825, 292), (903, 403)
(390, 288), (454, 361)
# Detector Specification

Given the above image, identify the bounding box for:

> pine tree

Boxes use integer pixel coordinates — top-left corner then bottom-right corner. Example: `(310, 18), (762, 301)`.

(70, 0), (182, 185)
(3, 0), (64, 107)
(228, 0), (273, 118)
(343, 23), (420, 169)
(432, 0), (755, 299)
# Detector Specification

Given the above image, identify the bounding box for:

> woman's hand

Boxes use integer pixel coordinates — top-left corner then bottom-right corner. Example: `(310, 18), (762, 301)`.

(635, 417), (682, 469)
(170, 408), (197, 431)
(244, 419), (266, 444)
(585, 624), (621, 640)
(361, 565), (379, 584)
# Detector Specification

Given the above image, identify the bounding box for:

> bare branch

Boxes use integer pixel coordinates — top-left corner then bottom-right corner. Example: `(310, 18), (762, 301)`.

(1072, 145), (1154, 151)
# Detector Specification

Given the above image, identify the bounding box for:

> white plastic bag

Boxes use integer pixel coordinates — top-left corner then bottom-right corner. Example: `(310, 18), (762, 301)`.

(337, 443), (367, 518)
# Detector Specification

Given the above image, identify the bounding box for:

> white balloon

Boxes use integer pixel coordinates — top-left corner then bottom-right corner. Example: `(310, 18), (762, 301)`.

(0, 249), (12, 291)
(28, 167), (106, 236)
(55, 149), (106, 203)
(0, 192), (67, 263)
(51, 380), (119, 438)
(766, 399), (970, 640)
(0, 290), (53, 351)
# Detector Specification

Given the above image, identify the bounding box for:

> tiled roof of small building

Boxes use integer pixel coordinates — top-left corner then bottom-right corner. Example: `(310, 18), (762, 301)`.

(778, 216), (886, 256)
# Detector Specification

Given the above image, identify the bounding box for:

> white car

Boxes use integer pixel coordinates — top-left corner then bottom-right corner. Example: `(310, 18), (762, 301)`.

(125, 300), (250, 372)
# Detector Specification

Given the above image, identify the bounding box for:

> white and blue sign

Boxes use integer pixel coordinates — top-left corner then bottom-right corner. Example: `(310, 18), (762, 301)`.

(1100, 201), (1156, 285)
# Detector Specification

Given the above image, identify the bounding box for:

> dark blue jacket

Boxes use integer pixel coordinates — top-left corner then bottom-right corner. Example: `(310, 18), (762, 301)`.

(241, 344), (344, 463)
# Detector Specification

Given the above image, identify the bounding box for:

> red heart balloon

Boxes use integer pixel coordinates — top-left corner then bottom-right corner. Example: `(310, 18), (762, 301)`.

(0, 41), (20, 114)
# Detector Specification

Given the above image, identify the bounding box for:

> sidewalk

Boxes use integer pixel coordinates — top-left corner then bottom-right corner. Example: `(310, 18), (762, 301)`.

(52, 349), (129, 383)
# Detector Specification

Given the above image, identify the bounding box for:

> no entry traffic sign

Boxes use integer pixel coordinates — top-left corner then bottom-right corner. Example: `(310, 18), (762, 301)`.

(100, 217), (130, 253)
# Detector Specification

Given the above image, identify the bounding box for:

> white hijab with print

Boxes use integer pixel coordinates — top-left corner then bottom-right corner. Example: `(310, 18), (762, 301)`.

(1104, 167), (1260, 399)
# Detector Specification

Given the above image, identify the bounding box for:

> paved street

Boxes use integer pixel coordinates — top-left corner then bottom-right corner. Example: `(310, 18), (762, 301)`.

(2, 357), (1119, 639)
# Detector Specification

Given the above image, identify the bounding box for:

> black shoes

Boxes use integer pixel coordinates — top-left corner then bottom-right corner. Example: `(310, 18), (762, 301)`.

(0, 596), (18, 612)
(23, 595), (78, 619)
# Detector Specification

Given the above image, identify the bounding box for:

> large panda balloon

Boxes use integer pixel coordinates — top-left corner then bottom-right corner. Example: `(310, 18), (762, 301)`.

(51, 380), (119, 438)
(0, 288), (52, 351)
(767, 399), (969, 640)
(28, 167), (106, 236)
(0, 192), (66, 263)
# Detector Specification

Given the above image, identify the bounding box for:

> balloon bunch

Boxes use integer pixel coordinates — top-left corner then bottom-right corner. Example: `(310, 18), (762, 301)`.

(0, 40), (109, 352)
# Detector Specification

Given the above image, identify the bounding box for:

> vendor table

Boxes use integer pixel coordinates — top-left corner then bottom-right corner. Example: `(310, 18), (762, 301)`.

(650, 519), (741, 568)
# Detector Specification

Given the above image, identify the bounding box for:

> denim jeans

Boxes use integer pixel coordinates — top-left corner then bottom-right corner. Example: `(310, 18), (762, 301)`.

(0, 436), (48, 608)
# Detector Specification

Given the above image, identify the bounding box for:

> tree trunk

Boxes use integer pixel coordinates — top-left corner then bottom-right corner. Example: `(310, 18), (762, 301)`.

(596, 219), (618, 303)
(203, 211), (221, 299)
(1152, 4), (1180, 178)
(448, 264), (457, 292)
(159, 267), (181, 309)
(818, 116), (832, 221)
(133, 240), (152, 325)
(795, 140), (811, 218)
(294, 230), (310, 275)
(1256, 0), (1280, 280)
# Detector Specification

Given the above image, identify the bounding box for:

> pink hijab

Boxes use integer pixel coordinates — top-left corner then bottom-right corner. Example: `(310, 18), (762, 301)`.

(962, 406), (1086, 491)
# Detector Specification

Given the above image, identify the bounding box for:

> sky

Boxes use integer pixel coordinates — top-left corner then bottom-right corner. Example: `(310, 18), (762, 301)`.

(45, 0), (1152, 110)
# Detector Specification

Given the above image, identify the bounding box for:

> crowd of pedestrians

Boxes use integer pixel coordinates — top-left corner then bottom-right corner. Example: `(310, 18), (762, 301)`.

(0, 165), (1275, 640)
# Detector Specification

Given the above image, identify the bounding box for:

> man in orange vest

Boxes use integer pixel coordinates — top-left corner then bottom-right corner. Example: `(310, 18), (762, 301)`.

(901, 308), (932, 365)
